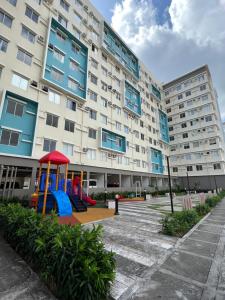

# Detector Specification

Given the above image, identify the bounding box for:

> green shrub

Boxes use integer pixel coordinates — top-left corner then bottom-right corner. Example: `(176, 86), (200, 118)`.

(0, 196), (29, 207)
(206, 195), (220, 207)
(0, 204), (115, 300)
(195, 204), (211, 216)
(161, 210), (200, 237)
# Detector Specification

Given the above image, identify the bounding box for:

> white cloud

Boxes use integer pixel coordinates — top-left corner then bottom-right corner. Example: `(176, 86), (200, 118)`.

(111, 0), (225, 120)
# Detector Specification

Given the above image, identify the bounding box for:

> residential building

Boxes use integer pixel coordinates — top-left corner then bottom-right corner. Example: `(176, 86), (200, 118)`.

(163, 65), (225, 190)
(0, 0), (172, 197)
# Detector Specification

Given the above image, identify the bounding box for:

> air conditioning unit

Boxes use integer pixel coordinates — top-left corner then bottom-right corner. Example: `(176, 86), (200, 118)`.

(84, 106), (90, 111)
(31, 80), (38, 88)
(38, 35), (44, 43)
(81, 33), (87, 39)
(84, 5), (88, 11)
(88, 39), (92, 45)
(112, 89), (116, 93)
(44, 0), (54, 4)
(83, 148), (88, 153)
(42, 85), (48, 92)
(108, 101), (112, 106)
(83, 19), (88, 25)
(89, 24), (93, 30)
(112, 154), (117, 159)
(108, 85), (112, 90)
(108, 153), (112, 158)
(108, 72), (112, 76)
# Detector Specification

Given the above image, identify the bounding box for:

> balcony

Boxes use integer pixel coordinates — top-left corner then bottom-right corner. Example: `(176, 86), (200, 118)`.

(100, 128), (126, 153)
(124, 81), (141, 117)
(150, 84), (161, 101)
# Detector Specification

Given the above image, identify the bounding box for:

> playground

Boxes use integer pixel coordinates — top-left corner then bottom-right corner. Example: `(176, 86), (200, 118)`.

(33, 150), (115, 224)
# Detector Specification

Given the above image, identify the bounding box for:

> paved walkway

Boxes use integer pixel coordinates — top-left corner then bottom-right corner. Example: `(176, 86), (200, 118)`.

(0, 234), (55, 300)
(131, 198), (225, 300)
(87, 201), (178, 299)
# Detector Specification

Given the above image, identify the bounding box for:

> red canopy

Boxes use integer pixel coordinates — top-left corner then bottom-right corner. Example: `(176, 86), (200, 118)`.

(39, 150), (70, 165)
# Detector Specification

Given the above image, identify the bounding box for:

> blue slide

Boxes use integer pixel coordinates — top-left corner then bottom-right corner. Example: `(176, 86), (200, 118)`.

(51, 190), (73, 217)
(38, 190), (73, 217)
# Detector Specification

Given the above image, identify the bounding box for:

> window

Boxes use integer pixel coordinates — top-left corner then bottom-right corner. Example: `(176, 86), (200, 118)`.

(16, 49), (32, 65)
(124, 126), (129, 134)
(53, 48), (64, 63)
(168, 117), (172, 122)
(25, 6), (39, 23)
(179, 103), (184, 109)
(141, 147), (146, 154)
(58, 14), (67, 28)
(167, 108), (171, 113)
(183, 133), (188, 138)
(200, 85), (206, 91)
(0, 10), (13, 28)
(181, 123), (187, 128)
(69, 59), (79, 71)
(66, 99), (76, 111)
(49, 89), (60, 104)
(117, 156), (122, 164)
(115, 92), (121, 100)
(0, 36), (8, 52)
(187, 166), (193, 172)
(100, 151), (107, 162)
(91, 58), (98, 69)
(6, 99), (24, 117)
(186, 91), (191, 97)
(89, 109), (97, 120)
(180, 113), (185, 118)
(43, 139), (56, 152)
(205, 115), (212, 122)
(184, 143), (190, 149)
(92, 31), (99, 42)
(7, 0), (17, 6)
(214, 163), (221, 170)
(173, 167), (178, 172)
(135, 145), (140, 152)
(101, 66), (107, 76)
(92, 44), (98, 53)
(124, 157), (129, 165)
(63, 143), (73, 156)
(89, 90), (97, 102)
(102, 53), (107, 62)
(87, 149), (96, 160)
(101, 114), (107, 125)
(51, 68), (63, 82)
(0, 129), (19, 146)
(116, 122), (121, 131)
(11, 73), (28, 90)
(90, 73), (97, 85)
(101, 81), (108, 91)
(134, 130), (139, 138)
(60, 0), (69, 11)
(178, 94), (183, 100)
(169, 126), (173, 131)
(136, 160), (140, 167)
(65, 119), (75, 132)
(193, 141), (199, 148)
(73, 27), (81, 39)
(46, 113), (58, 128)
(101, 97), (107, 107)
(209, 138), (216, 145)
(56, 30), (66, 42)
(140, 120), (144, 128)
(196, 165), (203, 171)
(68, 78), (78, 91)
(88, 128), (97, 139)
(141, 133), (144, 140)
(166, 99), (170, 104)
(74, 12), (82, 24)
(21, 25), (35, 43)
(114, 77), (120, 87)
(170, 136), (174, 141)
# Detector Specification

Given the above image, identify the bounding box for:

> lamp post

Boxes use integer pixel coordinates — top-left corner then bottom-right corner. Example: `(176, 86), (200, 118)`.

(104, 189), (107, 206)
(186, 171), (190, 194)
(166, 156), (174, 213)
(115, 194), (120, 215)
(144, 189), (147, 201)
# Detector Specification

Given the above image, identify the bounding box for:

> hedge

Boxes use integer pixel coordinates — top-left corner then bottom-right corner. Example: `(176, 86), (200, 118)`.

(162, 190), (225, 237)
(0, 204), (115, 300)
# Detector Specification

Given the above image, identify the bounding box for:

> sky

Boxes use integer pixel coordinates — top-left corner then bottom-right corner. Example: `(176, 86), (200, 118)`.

(90, 0), (225, 121)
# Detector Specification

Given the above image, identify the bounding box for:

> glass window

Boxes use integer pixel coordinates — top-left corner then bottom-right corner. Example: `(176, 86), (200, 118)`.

(63, 143), (73, 156)
(68, 78), (78, 90)
(0, 10), (13, 28)
(89, 109), (97, 120)
(73, 27), (81, 39)
(101, 97), (107, 107)
(0, 129), (19, 146)
(100, 114), (107, 125)
(101, 81), (108, 91)
(25, 6), (39, 23)
(46, 113), (58, 128)
(21, 25), (35, 43)
(53, 48), (64, 63)
(66, 99), (76, 111)
(58, 14), (67, 28)
(64, 119), (75, 132)
(89, 90), (97, 101)
(0, 36), (8, 52)
(116, 122), (121, 131)
(60, 0), (69, 11)
(124, 126), (129, 134)
(43, 139), (56, 152)
(51, 68), (63, 81)
(6, 99), (24, 117)
(87, 149), (96, 160)
(11, 73), (28, 90)
(7, 0), (17, 6)
(90, 73), (97, 85)
(16, 48), (32, 65)
(49, 89), (60, 104)
(88, 128), (97, 139)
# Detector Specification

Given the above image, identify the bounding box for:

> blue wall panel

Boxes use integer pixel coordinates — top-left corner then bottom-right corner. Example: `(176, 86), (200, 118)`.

(0, 91), (37, 156)
(103, 22), (139, 79)
(101, 128), (126, 153)
(150, 148), (164, 174)
(159, 109), (169, 143)
(125, 81), (141, 117)
(44, 18), (88, 99)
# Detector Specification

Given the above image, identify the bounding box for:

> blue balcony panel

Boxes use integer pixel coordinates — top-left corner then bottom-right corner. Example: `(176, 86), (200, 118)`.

(150, 148), (164, 174)
(100, 128), (126, 153)
(124, 81), (141, 117)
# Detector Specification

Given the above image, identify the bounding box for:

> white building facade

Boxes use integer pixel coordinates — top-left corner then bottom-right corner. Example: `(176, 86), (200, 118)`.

(0, 0), (173, 196)
(163, 66), (225, 191)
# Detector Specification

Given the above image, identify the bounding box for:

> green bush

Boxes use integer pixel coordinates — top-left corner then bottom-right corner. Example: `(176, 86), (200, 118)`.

(195, 204), (210, 216)
(0, 196), (29, 207)
(206, 195), (221, 207)
(161, 210), (200, 237)
(0, 204), (115, 300)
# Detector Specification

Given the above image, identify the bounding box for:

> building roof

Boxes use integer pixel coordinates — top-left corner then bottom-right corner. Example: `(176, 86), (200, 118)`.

(39, 150), (70, 165)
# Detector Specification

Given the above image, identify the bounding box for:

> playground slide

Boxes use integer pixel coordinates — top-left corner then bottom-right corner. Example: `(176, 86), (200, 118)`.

(82, 193), (96, 205)
(51, 190), (73, 217)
